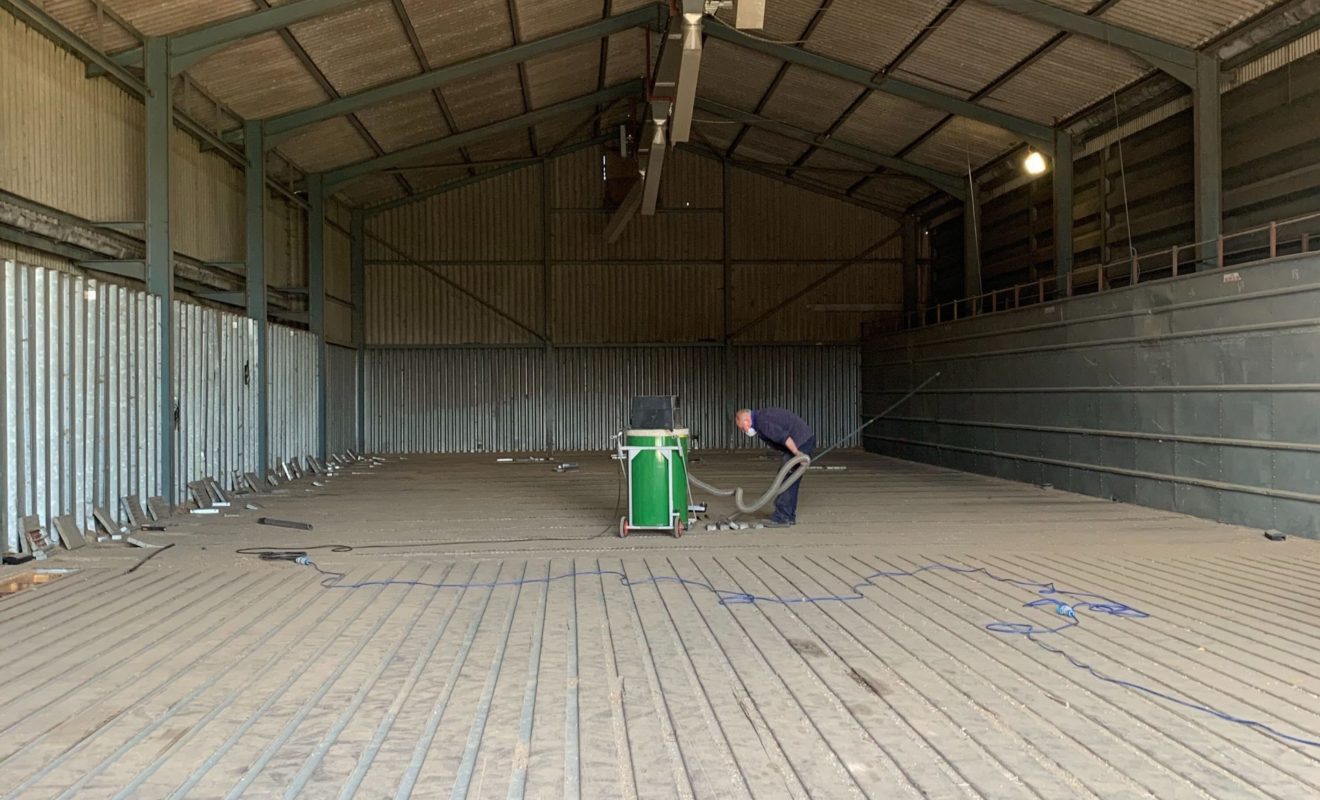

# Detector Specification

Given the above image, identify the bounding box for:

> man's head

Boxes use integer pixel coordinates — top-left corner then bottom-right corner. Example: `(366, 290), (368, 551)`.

(734, 409), (754, 436)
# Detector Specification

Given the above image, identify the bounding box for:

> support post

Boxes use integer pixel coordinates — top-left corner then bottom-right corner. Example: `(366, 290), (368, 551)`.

(350, 208), (366, 452)
(722, 159), (733, 343)
(963, 177), (982, 302)
(307, 173), (327, 462)
(1053, 129), (1074, 282)
(541, 159), (555, 455)
(245, 119), (269, 473)
(1193, 54), (1223, 268)
(902, 215), (920, 317)
(145, 37), (175, 505)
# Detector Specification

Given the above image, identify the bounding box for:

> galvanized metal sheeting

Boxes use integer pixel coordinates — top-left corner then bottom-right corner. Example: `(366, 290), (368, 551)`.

(266, 322), (320, 468)
(172, 301), (260, 504)
(365, 345), (859, 454)
(3, 260), (326, 550)
(863, 254), (1320, 538)
(2, 261), (161, 550)
(326, 343), (358, 454)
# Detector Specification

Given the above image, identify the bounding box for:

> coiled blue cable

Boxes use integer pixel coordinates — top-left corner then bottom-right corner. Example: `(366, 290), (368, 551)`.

(266, 553), (1320, 749)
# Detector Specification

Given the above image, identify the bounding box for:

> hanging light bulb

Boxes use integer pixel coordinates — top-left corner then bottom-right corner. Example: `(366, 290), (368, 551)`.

(1024, 150), (1048, 176)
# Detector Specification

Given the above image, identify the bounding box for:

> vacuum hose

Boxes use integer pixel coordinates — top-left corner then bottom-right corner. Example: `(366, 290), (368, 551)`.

(688, 453), (811, 515)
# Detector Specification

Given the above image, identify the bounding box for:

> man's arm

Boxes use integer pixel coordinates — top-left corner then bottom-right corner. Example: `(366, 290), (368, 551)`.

(784, 436), (800, 456)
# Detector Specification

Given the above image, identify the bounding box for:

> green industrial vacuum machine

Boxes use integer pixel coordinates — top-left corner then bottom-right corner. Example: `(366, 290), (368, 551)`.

(616, 396), (690, 537)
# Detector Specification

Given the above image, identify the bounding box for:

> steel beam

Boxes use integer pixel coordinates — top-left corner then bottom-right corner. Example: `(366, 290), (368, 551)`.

(1193, 53), (1223, 263)
(604, 182), (644, 243)
(695, 98), (966, 198)
(144, 38), (175, 506)
(307, 174), (328, 461)
(245, 6), (662, 147)
(112, 0), (367, 73)
(245, 120), (270, 474)
(979, 0), (1197, 85)
(1053, 129), (1074, 278)
(704, 20), (1055, 151)
(325, 81), (642, 191)
(350, 209), (365, 451)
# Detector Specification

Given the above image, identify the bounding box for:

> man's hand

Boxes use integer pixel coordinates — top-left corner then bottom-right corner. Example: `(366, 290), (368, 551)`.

(784, 436), (800, 456)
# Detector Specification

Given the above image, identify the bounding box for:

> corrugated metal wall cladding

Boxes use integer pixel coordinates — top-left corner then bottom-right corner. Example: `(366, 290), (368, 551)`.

(0, 242), (76, 273)
(326, 344), (358, 454)
(552, 146), (607, 209)
(1, 17), (144, 223)
(366, 348), (547, 454)
(172, 301), (260, 504)
(551, 264), (723, 343)
(552, 213), (724, 261)
(171, 127), (246, 263)
(267, 322), (320, 465)
(365, 345), (860, 454)
(730, 171), (899, 260)
(2, 262), (160, 550)
(732, 262), (903, 342)
(367, 168), (543, 262)
(366, 264), (542, 345)
(267, 194), (309, 289)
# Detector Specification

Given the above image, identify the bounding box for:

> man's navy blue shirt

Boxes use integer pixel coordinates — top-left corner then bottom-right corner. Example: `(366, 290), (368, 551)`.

(752, 408), (814, 449)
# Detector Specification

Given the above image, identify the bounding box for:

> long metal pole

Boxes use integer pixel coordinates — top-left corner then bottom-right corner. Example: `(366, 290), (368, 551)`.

(307, 173), (327, 461)
(350, 208), (365, 452)
(245, 120), (269, 473)
(144, 37), (175, 505)
(813, 372), (941, 463)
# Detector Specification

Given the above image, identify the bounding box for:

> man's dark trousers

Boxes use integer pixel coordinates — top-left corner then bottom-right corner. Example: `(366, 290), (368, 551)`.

(773, 437), (815, 522)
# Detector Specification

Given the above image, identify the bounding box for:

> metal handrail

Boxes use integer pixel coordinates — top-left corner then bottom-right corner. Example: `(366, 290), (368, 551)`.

(904, 210), (1320, 330)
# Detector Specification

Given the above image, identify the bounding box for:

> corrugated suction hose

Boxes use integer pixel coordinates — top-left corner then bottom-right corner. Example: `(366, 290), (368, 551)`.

(688, 453), (811, 515)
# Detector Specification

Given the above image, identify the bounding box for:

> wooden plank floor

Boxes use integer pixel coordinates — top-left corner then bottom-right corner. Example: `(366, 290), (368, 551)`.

(2, 452), (1319, 799)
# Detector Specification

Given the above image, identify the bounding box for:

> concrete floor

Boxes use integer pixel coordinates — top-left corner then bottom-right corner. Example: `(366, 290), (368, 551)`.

(2, 451), (1320, 799)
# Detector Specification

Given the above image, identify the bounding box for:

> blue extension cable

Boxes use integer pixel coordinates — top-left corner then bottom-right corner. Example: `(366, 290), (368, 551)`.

(271, 553), (1320, 750)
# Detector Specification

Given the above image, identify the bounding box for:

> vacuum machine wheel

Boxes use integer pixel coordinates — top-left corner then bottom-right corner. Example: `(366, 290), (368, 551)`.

(619, 516), (629, 538)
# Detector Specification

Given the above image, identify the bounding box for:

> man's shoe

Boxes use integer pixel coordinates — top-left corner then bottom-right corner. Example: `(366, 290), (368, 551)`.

(763, 517), (795, 528)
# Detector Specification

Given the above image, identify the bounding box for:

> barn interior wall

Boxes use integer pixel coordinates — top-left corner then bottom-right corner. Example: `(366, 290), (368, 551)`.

(361, 146), (901, 453)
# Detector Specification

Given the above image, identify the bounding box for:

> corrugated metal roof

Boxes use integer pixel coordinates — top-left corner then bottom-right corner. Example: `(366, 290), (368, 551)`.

(285, 0), (418, 96)
(83, 0), (252, 38)
(440, 64), (528, 130)
(799, 150), (882, 191)
(835, 92), (950, 155)
(805, 0), (949, 72)
(523, 41), (600, 107)
(31, 0), (1299, 214)
(897, 3), (1059, 96)
(904, 116), (1021, 175)
(398, 0), (513, 67)
(185, 33), (329, 120)
(757, 64), (861, 133)
(513, 0), (600, 40)
(1098, 0), (1276, 48)
(734, 127), (813, 165)
(277, 117), (378, 173)
(983, 35), (1149, 124)
(354, 92), (452, 154)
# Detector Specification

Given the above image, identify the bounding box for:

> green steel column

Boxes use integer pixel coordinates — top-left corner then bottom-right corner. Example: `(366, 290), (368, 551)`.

(1053, 130), (1075, 281)
(307, 173), (327, 461)
(350, 208), (366, 452)
(145, 37), (175, 505)
(541, 158), (556, 454)
(963, 177), (982, 302)
(902, 215), (919, 318)
(245, 119), (269, 473)
(1193, 53), (1223, 268)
